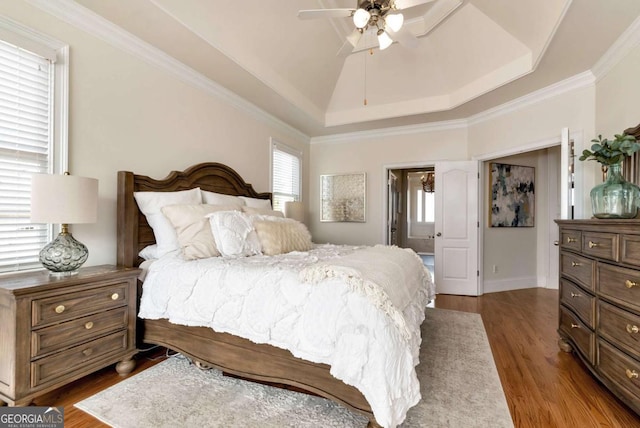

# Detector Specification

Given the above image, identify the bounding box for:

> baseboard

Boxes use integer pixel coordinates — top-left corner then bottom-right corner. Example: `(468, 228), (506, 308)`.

(483, 276), (539, 294)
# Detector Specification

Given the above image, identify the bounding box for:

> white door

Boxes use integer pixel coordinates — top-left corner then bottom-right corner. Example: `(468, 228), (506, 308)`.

(434, 161), (479, 295)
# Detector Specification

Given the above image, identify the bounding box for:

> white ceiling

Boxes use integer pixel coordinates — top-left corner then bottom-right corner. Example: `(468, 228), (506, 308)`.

(70, 0), (640, 137)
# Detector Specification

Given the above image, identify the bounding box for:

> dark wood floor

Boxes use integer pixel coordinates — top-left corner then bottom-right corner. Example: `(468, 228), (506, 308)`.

(30, 288), (640, 427)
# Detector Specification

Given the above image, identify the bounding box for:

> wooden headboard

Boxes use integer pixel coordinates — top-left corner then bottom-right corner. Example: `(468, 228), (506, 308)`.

(117, 162), (271, 267)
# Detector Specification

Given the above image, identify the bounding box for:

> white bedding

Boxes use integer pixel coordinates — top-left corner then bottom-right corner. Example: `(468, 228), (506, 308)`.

(138, 244), (434, 428)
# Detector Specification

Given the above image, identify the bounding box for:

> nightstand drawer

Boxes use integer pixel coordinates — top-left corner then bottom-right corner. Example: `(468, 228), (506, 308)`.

(560, 279), (595, 329)
(31, 330), (128, 388)
(561, 252), (594, 291)
(560, 229), (581, 251)
(31, 307), (128, 358)
(598, 263), (640, 312)
(559, 306), (595, 364)
(32, 282), (129, 327)
(598, 301), (640, 361)
(582, 232), (619, 261)
(598, 340), (640, 405)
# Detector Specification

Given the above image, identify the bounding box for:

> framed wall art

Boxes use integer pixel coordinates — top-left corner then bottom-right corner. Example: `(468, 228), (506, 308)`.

(320, 173), (366, 222)
(489, 163), (535, 227)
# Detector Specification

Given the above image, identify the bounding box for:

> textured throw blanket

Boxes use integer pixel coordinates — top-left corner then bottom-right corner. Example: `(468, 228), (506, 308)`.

(300, 245), (423, 340)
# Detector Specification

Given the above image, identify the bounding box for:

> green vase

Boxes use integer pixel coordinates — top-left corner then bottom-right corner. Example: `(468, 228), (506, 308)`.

(590, 162), (640, 218)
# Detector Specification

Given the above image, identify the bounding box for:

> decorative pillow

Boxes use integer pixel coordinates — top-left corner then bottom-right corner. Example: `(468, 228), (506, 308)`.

(207, 210), (262, 257)
(242, 206), (284, 217)
(239, 196), (272, 209)
(133, 188), (202, 257)
(161, 204), (238, 260)
(253, 218), (313, 256)
(201, 190), (244, 208)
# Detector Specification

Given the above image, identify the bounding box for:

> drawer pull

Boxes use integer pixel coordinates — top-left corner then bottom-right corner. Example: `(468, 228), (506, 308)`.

(571, 261), (582, 267)
(570, 323), (580, 329)
(111, 293), (119, 300)
(85, 321), (94, 330)
(82, 348), (93, 357)
(625, 280), (638, 289)
(570, 292), (581, 298)
(626, 369), (639, 379)
(588, 241), (599, 248)
(566, 237), (577, 243)
(55, 305), (65, 314)
(626, 324), (639, 334)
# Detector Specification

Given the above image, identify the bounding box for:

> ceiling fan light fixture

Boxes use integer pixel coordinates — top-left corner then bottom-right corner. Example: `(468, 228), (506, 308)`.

(353, 8), (371, 28)
(386, 13), (404, 32)
(377, 30), (393, 50)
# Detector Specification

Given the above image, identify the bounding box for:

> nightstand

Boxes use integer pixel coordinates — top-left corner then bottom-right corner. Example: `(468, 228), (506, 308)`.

(0, 265), (140, 406)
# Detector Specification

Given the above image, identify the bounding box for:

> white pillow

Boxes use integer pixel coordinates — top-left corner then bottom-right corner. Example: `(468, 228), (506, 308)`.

(239, 196), (272, 209)
(242, 206), (284, 218)
(138, 244), (159, 260)
(207, 210), (262, 257)
(162, 204), (238, 260)
(133, 188), (202, 257)
(201, 190), (245, 208)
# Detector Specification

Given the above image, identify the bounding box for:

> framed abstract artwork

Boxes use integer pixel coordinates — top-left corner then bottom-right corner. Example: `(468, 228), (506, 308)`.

(489, 163), (535, 227)
(320, 173), (366, 222)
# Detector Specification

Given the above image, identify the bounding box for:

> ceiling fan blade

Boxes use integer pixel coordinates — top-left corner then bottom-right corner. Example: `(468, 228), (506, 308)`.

(394, 0), (437, 9)
(336, 40), (355, 57)
(297, 9), (354, 20)
(392, 27), (419, 49)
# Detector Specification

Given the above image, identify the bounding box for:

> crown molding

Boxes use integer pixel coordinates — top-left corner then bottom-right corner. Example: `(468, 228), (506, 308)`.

(591, 14), (640, 81)
(26, 0), (310, 143)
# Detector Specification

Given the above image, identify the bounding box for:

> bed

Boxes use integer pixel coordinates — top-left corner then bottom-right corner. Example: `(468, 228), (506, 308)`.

(116, 162), (432, 428)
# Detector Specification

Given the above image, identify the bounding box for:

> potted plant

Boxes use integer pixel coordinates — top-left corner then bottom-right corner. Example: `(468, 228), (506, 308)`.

(579, 133), (640, 218)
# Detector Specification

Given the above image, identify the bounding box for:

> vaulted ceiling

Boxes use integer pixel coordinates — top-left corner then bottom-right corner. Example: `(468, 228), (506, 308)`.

(70, 0), (640, 137)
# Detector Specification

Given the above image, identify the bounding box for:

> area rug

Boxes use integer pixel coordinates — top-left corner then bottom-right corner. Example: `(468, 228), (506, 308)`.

(75, 308), (513, 427)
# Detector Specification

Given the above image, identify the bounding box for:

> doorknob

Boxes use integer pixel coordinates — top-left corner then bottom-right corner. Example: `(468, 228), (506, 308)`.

(436, 232), (442, 237)
(554, 240), (559, 246)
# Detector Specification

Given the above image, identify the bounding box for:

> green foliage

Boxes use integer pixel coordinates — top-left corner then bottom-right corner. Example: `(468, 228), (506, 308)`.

(579, 133), (640, 166)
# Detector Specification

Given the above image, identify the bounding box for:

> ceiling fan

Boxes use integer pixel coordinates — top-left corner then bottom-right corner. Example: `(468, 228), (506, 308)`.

(298, 0), (429, 51)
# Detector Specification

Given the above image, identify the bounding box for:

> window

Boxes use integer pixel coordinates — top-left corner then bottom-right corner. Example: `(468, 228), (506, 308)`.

(0, 19), (68, 273)
(271, 139), (302, 213)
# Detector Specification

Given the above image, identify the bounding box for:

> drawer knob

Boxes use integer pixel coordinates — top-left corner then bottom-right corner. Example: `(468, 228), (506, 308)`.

(570, 292), (581, 298)
(85, 321), (94, 330)
(626, 369), (639, 379)
(55, 305), (65, 314)
(567, 237), (577, 243)
(570, 323), (580, 329)
(571, 261), (582, 267)
(625, 280), (638, 289)
(82, 348), (93, 357)
(588, 241), (599, 248)
(111, 293), (119, 300)
(626, 324), (639, 334)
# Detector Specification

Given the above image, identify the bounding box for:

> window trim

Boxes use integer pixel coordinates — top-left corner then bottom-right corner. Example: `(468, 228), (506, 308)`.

(270, 138), (303, 210)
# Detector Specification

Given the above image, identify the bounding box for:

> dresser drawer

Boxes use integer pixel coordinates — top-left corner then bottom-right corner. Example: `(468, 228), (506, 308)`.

(597, 340), (640, 406)
(598, 263), (640, 312)
(31, 307), (128, 358)
(30, 330), (128, 388)
(560, 252), (594, 291)
(598, 301), (640, 361)
(32, 282), (129, 327)
(582, 232), (619, 261)
(560, 279), (595, 329)
(559, 306), (595, 364)
(560, 229), (582, 252)
(622, 234), (640, 266)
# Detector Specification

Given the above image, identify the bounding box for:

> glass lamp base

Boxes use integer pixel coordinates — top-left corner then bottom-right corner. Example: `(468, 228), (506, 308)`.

(39, 232), (89, 275)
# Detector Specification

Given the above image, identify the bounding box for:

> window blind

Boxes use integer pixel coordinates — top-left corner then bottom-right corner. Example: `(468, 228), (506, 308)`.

(272, 142), (301, 213)
(0, 39), (51, 273)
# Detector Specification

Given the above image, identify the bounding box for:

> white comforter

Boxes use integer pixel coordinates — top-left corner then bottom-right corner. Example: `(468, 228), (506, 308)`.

(139, 244), (434, 427)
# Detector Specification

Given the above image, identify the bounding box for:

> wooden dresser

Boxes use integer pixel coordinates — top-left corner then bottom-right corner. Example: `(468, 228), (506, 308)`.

(0, 265), (140, 406)
(556, 219), (640, 415)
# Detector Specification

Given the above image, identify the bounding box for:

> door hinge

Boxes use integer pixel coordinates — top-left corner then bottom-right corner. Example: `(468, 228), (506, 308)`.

(477, 270), (480, 277)
(477, 221), (480, 228)
(477, 172), (480, 179)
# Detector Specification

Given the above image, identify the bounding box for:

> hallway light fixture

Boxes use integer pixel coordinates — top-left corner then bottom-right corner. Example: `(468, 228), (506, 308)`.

(421, 172), (435, 193)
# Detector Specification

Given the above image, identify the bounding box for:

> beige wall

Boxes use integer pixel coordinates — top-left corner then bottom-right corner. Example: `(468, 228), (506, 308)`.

(0, 2), (309, 267)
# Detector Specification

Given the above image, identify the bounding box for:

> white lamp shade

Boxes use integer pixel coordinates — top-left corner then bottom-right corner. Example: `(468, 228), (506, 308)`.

(386, 13), (404, 32)
(378, 31), (393, 50)
(284, 201), (305, 223)
(353, 8), (371, 28)
(30, 174), (98, 224)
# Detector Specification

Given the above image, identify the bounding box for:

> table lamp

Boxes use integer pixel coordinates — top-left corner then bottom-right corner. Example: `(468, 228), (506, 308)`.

(30, 172), (98, 276)
(284, 201), (305, 223)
